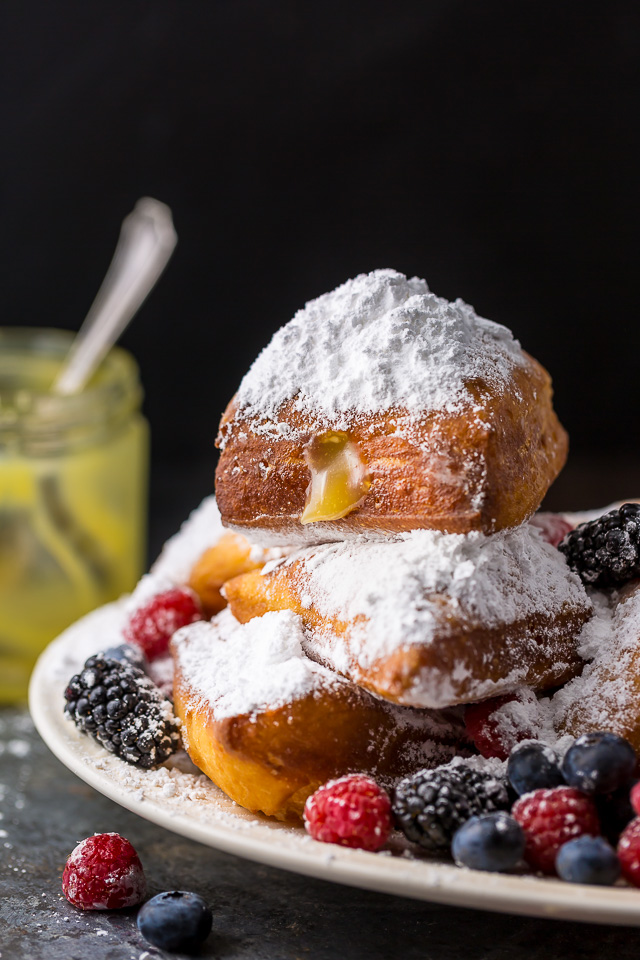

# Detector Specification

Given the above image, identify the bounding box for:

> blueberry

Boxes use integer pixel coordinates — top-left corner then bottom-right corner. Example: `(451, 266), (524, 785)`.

(101, 643), (148, 672)
(452, 813), (525, 872)
(561, 732), (637, 795)
(555, 836), (621, 885)
(507, 742), (565, 796)
(137, 891), (212, 952)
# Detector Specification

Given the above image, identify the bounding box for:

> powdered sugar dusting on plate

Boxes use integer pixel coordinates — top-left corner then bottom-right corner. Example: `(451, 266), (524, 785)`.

(233, 269), (527, 429)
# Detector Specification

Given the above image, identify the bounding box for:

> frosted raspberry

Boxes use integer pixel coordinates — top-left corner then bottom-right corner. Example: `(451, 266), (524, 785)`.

(618, 817), (640, 886)
(529, 512), (574, 548)
(124, 588), (203, 660)
(464, 693), (536, 761)
(512, 786), (600, 874)
(304, 775), (392, 851)
(62, 833), (147, 910)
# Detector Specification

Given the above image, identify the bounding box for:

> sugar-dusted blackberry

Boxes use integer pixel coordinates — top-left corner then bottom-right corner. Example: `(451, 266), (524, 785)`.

(392, 764), (510, 851)
(64, 654), (180, 769)
(558, 503), (640, 588)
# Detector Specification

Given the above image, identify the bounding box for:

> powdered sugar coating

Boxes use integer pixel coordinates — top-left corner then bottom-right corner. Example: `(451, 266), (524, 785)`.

(172, 607), (467, 755)
(172, 608), (332, 720)
(552, 585), (640, 732)
(125, 496), (284, 616)
(232, 269), (527, 429)
(276, 523), (590, 669)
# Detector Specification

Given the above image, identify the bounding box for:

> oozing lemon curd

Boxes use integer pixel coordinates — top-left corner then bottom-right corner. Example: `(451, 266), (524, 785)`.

(300, 431), (370, 524)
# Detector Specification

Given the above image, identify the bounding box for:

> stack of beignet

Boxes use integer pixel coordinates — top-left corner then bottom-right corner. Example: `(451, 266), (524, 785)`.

(169, 269), (594, 819)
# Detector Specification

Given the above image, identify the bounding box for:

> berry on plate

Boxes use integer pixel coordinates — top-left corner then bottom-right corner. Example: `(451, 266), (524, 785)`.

(304, 775), (392, 851)
(558, 503), (640, 587)
(507, 741), (564, 796)
(555, 836), (620, 886)
(452, 812), (525, 872)
(62, 833), (146, 910)
(512, 786), (600, 874)
(618, 818), (640, 887)
(392, 763), (510, 851)
(561, 732), (636, 796)
(529, 512), (574, 548)
(597, 780), (638, 844)
(64, 654), (180, 769)
(100, 643), (148, 672)
(137, 891), (212, 952)
(124, 588), (203, 660)
(464, 691), (537, 761)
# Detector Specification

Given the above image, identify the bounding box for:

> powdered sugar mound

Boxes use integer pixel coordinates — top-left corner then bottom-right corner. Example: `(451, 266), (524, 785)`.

(152, 496), (224, 583)
(124, 497), (224, 615)
(234, 269), (526, 427)
(125, 496), (287, 616)
(551, 585), (640, 733)
(173, 609), (336, 719)
(287, 523), (590, 666)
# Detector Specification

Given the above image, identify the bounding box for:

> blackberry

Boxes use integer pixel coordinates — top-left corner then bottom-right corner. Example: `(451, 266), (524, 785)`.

(558, 503), (640, 588)
(64, 654), (180, 769)
(392, 764), (510, 851)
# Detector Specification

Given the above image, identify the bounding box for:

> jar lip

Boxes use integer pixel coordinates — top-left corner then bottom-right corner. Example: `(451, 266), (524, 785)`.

(0, 327), (143, 436)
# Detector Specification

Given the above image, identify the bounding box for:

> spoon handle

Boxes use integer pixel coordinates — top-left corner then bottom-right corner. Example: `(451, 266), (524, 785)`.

(53, 197), (178, 396)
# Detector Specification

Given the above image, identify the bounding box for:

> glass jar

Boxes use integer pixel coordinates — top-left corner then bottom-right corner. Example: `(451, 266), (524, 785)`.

(0, 328), (149, 703)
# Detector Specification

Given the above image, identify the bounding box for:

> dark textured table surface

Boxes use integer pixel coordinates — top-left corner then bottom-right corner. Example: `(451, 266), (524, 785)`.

(1, 708), (640, 960)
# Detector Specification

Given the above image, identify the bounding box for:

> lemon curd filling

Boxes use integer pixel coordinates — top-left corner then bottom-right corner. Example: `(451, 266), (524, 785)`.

(300, 431), (370, 524)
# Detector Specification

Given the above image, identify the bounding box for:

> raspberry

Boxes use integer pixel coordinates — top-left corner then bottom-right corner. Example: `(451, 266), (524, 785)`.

(62, 833), (147, 910)
(512, 786), (600, 874)
(464, 693), (536, 761)
(618, 817), (640, 887)
(304, 775), (392, 851)
(124, 588), (203, 660)
(631, 782), (640, 817)
(529, 512), (574, 548)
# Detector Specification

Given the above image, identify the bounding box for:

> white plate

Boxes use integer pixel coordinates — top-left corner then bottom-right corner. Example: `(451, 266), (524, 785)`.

(29, 602), (640, 927)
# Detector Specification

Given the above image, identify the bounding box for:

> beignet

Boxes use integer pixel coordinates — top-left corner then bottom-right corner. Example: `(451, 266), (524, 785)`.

(216, 270), (567, 545)
(554, 581), (640, 753)
(171, 609), (467, 820)
(223, 524), (592, 709)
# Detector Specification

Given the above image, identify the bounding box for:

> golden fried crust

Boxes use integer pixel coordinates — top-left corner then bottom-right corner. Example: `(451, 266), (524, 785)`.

(173, 645), (465, 821)
(223, 565), (589, 709)
(215, 354), (568, 541)
(187, 532), (264, 617)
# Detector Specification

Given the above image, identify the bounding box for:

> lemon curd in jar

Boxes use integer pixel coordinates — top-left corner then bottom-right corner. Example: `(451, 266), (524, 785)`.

(0, 329), (148, 702)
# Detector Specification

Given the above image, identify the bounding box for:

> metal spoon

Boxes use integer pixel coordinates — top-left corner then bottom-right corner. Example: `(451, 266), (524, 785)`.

(53, 196), (177, 395)
(39, 198), (177, 592)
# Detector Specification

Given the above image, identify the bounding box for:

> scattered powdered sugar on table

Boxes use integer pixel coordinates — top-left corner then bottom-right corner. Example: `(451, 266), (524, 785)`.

(231, 269), (527, 430)
(277, 523), (590, 665)
(172, 608), (338, 719)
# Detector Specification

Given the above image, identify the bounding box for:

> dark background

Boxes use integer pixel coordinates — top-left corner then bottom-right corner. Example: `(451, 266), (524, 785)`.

(3, 1), (640, 553)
